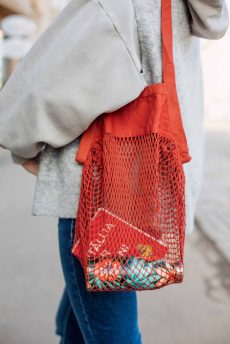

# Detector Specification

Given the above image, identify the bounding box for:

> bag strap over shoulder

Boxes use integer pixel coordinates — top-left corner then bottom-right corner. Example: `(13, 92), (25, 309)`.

(76, 0), (191, 164)
(161, 0), (191, 164)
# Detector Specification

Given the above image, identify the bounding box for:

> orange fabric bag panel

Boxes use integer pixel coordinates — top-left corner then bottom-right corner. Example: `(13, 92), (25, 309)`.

(71, 0), (192, 292)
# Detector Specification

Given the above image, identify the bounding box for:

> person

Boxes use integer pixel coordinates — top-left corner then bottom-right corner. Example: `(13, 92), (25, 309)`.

(0, 1), (228, 343)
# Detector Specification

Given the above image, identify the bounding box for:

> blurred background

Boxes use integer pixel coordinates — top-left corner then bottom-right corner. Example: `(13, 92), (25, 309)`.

(0, 1), (230, 343)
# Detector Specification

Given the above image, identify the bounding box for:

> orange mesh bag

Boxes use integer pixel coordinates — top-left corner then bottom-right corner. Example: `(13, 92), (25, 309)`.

(71, 0), (192, 292)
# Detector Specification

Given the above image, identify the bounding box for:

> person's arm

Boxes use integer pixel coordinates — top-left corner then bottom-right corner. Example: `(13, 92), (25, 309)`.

(0, 0), (145, 166)
(187, 0), (229, 39)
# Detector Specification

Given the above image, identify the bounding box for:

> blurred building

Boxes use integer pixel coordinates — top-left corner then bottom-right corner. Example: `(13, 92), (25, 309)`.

(0, 0), (35, 19)
(0, 0), (44, 23)
(0, 1), (71, 88)
(0, 1), (68, 32)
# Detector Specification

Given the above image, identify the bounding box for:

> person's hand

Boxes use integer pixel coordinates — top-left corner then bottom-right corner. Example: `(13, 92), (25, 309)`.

(22, 153), (41, 176)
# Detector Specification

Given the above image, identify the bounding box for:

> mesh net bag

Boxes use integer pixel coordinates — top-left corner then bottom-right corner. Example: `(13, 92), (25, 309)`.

(71, 0), (192, 292)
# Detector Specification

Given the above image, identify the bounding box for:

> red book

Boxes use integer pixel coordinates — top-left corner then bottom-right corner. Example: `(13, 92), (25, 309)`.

(78, 208), (169, 260)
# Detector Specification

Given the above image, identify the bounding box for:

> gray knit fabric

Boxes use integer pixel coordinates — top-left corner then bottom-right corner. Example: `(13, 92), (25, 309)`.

(32, 0), (205, 235)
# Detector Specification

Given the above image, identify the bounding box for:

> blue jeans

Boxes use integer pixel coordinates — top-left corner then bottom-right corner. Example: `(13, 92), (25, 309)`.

(55, 218), (143, 344)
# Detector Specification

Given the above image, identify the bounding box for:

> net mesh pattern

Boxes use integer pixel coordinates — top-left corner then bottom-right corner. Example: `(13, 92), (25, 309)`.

(72, 132), (186, 292)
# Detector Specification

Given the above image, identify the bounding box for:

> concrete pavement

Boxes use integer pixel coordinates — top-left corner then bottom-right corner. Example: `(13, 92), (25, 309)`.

(195, 129), (230, 264)
(1, 149), (230, 344)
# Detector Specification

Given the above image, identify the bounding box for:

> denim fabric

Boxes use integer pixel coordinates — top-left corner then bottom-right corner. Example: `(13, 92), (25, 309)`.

(56, 218), (143, 344)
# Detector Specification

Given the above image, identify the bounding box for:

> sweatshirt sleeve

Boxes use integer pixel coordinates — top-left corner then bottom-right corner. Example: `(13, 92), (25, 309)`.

(10, 152), (37, 165)
(187, 0), (229, 39)
(0, 0), (145, 165)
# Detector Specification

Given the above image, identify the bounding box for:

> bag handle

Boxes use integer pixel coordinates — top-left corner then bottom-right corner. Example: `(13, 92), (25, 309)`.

(161, 0), (191, 163)
(162, 0), (175, 84)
